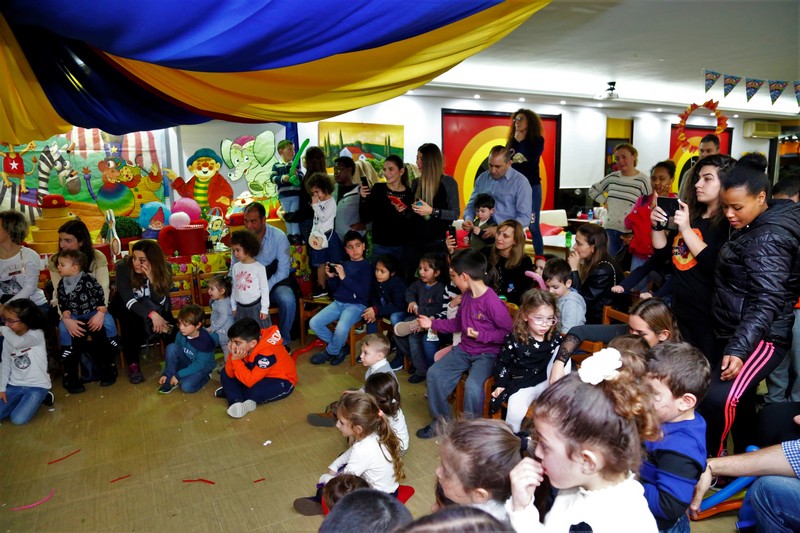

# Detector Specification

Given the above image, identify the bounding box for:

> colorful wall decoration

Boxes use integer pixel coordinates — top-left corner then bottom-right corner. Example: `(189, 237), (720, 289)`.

(441, 110), (561, 212)
(318, 121), (404, 173)
(669, 126), (733, 187)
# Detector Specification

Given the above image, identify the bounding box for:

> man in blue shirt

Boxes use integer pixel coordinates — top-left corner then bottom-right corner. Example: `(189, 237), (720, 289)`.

(235, 203), (296, 345)
(461, 145), (532, 237)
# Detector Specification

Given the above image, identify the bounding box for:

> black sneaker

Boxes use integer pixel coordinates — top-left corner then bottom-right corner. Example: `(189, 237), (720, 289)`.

(416, 424), (436, 439)
(43, 391), (55, 406)
(214, 387), (227, 399)
(330, 345), (350, 366)
(389, 355), (405, 370)
(158, 381), (177, 394)
(408, 374), (426, 384)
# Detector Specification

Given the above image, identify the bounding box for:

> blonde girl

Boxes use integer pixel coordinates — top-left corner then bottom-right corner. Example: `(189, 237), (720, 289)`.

(491, 289), (562, 432)
(507, 351), (661, 531)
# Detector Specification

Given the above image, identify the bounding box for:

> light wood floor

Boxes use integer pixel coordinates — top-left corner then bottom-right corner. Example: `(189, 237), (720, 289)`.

(1, 339), (738, 532)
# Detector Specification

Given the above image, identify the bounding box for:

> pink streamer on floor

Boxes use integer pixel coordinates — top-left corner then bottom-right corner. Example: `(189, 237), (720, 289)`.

(11, 489), (56, 510)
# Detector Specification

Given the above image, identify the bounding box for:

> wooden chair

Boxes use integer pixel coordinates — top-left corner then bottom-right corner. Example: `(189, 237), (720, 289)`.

(298, 296), (368, 366)
(602, 305), (630, 326)
(170, 270), (197, 318)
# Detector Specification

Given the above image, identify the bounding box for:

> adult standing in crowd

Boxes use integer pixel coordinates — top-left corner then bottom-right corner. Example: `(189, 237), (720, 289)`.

(486, 220), (533, 305)
(360, 154), (415, 264)
(332, 156), (365, 241)
(0, 210), (47, 311)
(651, 154), (734, 362)
(240, 203), (296, 346)
(406, 143), (459, 276)
(283, 145), (327, 243)
(109, 240), (177, 384)
(704, 159), (800, 457)
(589, 143), (651, 257)
(679, 134), (720, 198)
(507, 109), (545, 255)
(462, 145), (532, 235)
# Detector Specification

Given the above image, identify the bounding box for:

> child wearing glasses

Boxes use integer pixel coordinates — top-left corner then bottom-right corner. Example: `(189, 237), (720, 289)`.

(490, 289), (562, 432)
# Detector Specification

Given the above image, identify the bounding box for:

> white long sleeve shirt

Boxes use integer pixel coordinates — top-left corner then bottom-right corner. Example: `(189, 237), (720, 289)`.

(0, 326), (51, 391)
(328, 433), (399, 493)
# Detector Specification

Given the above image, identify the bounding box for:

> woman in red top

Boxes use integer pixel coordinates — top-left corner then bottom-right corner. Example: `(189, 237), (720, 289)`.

(625, 160), (676, 272)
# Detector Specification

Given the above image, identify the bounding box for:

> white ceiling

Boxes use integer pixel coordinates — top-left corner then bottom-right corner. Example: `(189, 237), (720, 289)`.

(425, 0), (800, 120)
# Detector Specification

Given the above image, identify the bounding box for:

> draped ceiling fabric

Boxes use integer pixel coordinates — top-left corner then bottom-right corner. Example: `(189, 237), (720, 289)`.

(1, 0), (549, 144)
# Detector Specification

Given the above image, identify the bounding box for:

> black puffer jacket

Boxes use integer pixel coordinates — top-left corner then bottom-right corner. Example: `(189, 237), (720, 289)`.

(713, 200), (800, 359)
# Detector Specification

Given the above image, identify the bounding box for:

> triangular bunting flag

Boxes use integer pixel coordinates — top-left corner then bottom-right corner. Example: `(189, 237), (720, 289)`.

(704, 69), (721, 92)
(723, 75), (742, 97)
(795, 81), (800, 106)
(745, 78), (764, 101)
(769, 81), (788, 104)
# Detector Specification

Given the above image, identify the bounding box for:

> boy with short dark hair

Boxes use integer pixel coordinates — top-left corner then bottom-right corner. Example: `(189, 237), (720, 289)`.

(217, 318), (297, 418)
(542, 258), (586, 334)
(271, 139), (304, 242)
(416, 249), (513, 439)
(642, 342), (711, 532)
(309, 231), (372, 366)
(307, 333), (395, 427)
(158, 304), (216, 394)
(469, 193), (497, 251)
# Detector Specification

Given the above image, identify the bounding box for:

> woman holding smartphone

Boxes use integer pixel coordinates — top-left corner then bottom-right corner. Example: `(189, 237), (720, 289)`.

(651, 154), (735, 360)
(359, 154), (415, 265)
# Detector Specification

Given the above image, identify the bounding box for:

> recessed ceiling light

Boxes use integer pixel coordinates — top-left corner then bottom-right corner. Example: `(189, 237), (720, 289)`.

(597, 103), (603, 108)
(560, 100), (566, 105)
(709, 112), (715, 116)
(473, 94), (481, 99)
(733, 114), (739, 118)
(518, 97), (525, 102)
(406, 90), (415, 95)
(656, 108), (663, 112)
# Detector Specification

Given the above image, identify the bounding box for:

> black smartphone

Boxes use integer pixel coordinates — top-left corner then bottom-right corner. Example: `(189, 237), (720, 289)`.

(360, 175), (369, 189)
(656, 197), (680, 218)
(447, 226), (458, 241)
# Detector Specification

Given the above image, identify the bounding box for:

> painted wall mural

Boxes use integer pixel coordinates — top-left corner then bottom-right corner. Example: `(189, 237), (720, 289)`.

(318, 121), (404, 174)
(441, 109), (561, 212)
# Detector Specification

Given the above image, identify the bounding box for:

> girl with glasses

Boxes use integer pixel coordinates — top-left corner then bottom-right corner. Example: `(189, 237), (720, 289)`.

(490, 289), (561, 432)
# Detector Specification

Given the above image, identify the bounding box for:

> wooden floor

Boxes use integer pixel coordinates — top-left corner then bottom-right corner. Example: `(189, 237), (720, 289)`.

(1, 338), (738, 532)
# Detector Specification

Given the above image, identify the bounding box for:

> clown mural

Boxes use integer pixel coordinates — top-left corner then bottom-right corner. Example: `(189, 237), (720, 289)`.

(171, 148), (233, 215)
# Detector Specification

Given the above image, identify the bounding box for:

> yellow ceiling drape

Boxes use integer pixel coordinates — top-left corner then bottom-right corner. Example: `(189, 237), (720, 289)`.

(106, 0), (549, 122)
(0, 14), (71, 144)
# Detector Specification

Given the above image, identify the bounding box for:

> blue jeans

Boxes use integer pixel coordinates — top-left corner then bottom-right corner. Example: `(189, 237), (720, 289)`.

(605, 228), (627, 258)
(58, 311), (118, 345)
(0, 384), (48, 425)
(529, 183), (543, 255)
(766, 308), (800, 403)
(409, 333), (439, 377)
(163, 344), (212, 393)
(746, 475), (800, 533)
(309, 300), (366, 356)
(660, 513), (690, 533)
(271, 284), (296, 345)
(426, 345), (496, 422)
(372, 244), (405, 266)
(280, 195), (300, 235)
(367, 311), (407, 334)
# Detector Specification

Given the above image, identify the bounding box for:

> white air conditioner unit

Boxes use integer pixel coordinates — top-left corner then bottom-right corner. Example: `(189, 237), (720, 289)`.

(744, 121), (781, 139)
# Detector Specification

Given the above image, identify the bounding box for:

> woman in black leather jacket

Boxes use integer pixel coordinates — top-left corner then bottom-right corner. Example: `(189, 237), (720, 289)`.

(703, 160), (800, 456)
(567, 224), (619, 324)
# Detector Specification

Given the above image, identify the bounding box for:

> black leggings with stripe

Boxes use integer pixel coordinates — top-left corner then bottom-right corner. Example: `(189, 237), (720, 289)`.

(700, 339), (786, 456)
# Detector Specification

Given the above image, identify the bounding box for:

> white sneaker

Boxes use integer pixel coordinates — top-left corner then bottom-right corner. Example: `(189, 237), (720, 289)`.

(227, 400), (258, 418)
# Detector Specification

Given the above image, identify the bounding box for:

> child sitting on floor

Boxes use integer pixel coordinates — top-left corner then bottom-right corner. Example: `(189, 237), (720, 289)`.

(158, 304), (216, 394)
(206, 274), (234, 363)
(365, 372), (408, 453)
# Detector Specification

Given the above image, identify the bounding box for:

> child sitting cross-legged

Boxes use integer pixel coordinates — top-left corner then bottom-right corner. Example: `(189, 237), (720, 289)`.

(641, 342), (711, 532)
(217, 318), (297, 418)
(416, 249), (513, 439)
(293, 391), (405, 516)
(158, 304), (217, 394)
(365, 372), (409, 454)
(321, 473), (369, 514)
(307, 333), (395, 427)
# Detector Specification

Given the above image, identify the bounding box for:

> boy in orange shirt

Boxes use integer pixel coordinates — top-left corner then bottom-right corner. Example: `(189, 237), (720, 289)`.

(216, 318), (298, 418)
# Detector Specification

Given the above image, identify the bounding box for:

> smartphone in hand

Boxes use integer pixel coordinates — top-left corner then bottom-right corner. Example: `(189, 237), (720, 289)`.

(655, 197), (680, 230)
(360, 175), (370, 189)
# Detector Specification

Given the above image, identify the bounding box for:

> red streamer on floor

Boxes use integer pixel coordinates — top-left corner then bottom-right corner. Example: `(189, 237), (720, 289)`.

(47, 449), (81, 465)
(253, 478), (266, 483)
(182, 478), (216, 485)
(11, 489), (56, 510)
(110, 474), (131, 483)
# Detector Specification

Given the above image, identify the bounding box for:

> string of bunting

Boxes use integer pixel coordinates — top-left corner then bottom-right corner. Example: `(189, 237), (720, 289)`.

(704, 69), (799, 105)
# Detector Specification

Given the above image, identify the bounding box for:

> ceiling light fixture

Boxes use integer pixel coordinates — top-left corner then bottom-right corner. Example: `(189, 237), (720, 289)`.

(597, 103), (604, 108)
(656, 108), (662, 112)
(518, 97), (525, 102)
(473, 94), (481, 99)
(733, 114), (739, 118)
(560, 100), (566, 105)
(594, 81), (619, 100)
(406, 90), (415, 95)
